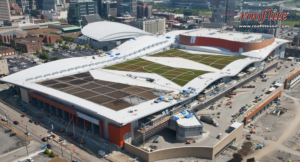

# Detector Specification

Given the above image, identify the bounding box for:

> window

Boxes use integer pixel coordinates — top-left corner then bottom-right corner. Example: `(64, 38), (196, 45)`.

(123, 132), (131, 140)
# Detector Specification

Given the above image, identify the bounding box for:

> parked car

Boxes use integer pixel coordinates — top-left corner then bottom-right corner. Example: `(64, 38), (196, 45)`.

(34, 121), (39, 125)
(10, 133), (16, 137)
(51, 134), (56, 138)
(47, 144), (52, 149)
(5, 129), (12, 133)
(42, 137), (47, 142)
(25, 132), (30, 136)
(27, 158), (34, 162)
(21, 114), (25, 117)
(13, 121), (19, 125)
(47, 135), (53, 139)
(29, 119), (33, 123)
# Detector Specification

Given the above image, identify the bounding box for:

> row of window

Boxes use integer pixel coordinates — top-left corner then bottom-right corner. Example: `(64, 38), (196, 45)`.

(0, 52), (14, 57)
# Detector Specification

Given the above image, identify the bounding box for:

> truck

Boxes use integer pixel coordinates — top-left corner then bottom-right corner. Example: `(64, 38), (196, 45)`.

(33, 58), (39, 61)
(200, 116), (218, 127)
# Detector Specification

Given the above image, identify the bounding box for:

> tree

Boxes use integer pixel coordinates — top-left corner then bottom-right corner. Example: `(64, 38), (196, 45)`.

(42, 48), (46, 53)
(93, 47), (98, 52)
(45, 43), (54, 47)
(50, 55), (60, 61)
(50, 151), (55, 158)
(61, 45), (69, 50)
(56, 39), (63, 44)
(35, 50), (40, 54)
(44, 148), (50, 155)
(84, 44), (90, 49)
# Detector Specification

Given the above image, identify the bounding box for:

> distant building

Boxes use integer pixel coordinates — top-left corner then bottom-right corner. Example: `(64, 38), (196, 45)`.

(171, 0), (210, 9)
(44, 10), (68, 21)
(15, 0), (37, 13)
(0, 47), (15, 57)
(152, 12), (184, 20)
(201, 22), (226, 29)
(116, 0), (137, 17)
(137, 3), (152, 19)
(39, 34), (61, 43)
(212, 0), (236, 24)
(42, 0), (65, 11)
(115, 13), (135, 25)
(0, 0), (11, 22)
(98, 0), (118, 18)
(4, 16), (40, 30)
(10, 3), (23, 15)
(0, 30), (27, 43)
(10, 36), (43, 53)
(0, 58), (9, 76)
(67, 0), (98, 24)
(82, 14), (103, 27)
(131, 17), (165, 34)
(33, 14), (50, 24)
(237, 4), (282, 38)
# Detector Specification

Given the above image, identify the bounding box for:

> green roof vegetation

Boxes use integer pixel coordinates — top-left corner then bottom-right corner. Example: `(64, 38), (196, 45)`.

(104, 58), (209, 86)
(149, 49), (244, 69)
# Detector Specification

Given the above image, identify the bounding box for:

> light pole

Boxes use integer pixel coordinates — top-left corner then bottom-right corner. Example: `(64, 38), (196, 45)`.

(24, 137), (28, 157)
(60, 145), (63, 158)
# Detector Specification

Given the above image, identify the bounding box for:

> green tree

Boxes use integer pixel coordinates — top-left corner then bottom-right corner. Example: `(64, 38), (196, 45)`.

(50, 151), (55, 158)
(50, 55), (60, 61)
(56, 39), (63, 44)
(36, 50), (40, 54)
(84, 44), (90, 49)
(44, 148), (50, 155)
(42, 48), (46, 53)
(45, 43), (54, 47)
(61, 45), (69, 50)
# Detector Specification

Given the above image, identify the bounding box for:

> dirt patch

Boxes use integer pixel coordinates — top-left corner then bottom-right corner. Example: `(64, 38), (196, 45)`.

(259, 150), (300, 162)
(227, 142), (253, 162)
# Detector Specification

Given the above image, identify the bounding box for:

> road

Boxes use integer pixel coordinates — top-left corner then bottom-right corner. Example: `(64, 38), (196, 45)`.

(0, 104), (83, 162)
(242, 92), (300, 161)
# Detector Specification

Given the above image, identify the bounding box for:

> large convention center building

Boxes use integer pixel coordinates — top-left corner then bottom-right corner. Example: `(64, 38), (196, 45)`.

(0, 22), (291, 161)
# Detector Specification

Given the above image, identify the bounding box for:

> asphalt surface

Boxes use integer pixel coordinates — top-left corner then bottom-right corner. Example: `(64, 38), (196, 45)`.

(0, 103), (82, 162)
(0, 123), (27, 155)
(22, 153), (52, 162)
(7, 57), (38, 75)
(49, 48), (97, 60)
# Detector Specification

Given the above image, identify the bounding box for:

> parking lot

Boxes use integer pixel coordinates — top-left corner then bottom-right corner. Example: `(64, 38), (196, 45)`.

(7, 57), (38, 74)
(22, 153), (52, 162)
(49, 48), (97, 60)
(0, 123), (28, 154)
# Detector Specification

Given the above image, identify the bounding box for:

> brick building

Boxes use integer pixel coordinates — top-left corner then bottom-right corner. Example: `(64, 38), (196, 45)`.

(39, 34), (61, 43)
(0, 47), (15, 57)
(10, 36), (43, 53)
(10, 3), (22, 15)
(0, 30), (27, 43)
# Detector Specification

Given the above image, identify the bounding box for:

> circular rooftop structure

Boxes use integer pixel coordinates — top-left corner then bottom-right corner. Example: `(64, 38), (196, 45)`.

(82, 21), (153, 42)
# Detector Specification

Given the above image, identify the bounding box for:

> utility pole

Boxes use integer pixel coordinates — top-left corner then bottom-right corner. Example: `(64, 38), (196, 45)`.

(26, 125), (28, 137)
(71, 152), (73, 161)
(5, 113), (9, 125)
(24, 137), (28, 157)
(60, 145), (63, 158)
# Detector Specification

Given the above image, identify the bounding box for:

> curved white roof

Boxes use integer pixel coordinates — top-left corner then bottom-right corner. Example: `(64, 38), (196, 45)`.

(81, 21), (153, 41)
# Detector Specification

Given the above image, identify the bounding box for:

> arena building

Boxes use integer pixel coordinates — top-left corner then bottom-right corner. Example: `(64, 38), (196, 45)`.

(0, 22), (291, 161)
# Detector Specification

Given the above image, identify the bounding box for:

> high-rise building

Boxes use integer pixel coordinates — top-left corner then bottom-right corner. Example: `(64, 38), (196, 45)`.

(116, 0), (137, 17)
(15, 0), (37, 13)
(42, 0), (65, 11)
(131, 17), (165, 34)
(212, 0), (236, 24)
(98, 0), (118, 18)
(0, 0), (11, 21)
(67, 0), (98, 24)
(171, 0), (210, 9)
(238, 4), (282, 38)
(137, 2), (152, 18)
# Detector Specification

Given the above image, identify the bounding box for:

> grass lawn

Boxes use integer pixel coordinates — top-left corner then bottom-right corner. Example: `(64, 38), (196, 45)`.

(199, 11), (212, 16)
(104, 58), (209, 86)
(281, 21), (300, 27)
(284, 0), (300, 6)
(150, 49), (244, 69)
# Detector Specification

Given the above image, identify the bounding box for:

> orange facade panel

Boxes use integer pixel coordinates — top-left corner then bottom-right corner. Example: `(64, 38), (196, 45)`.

(178, 34), (274, 53)
(245, 90), (282, 125)
(30, 92), (76, 115)
(108, 123), (131, 147)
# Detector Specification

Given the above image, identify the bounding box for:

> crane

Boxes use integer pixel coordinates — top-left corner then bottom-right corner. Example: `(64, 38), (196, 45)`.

(221, 9), (237, 27)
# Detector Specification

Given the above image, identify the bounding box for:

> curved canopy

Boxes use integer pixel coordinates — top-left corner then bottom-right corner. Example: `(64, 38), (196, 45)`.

(82, 21), (152, 42)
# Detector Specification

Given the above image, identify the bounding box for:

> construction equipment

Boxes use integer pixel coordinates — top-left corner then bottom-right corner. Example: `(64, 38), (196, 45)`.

(226, 94), (233, 98)
(226, 101), (232, 105)
(229, 92), (236, 95)
(153, 135), (159, 143)
(256, 140), (265, 149)
(200, 116), (218, 127)
(250, 129), (255, 134)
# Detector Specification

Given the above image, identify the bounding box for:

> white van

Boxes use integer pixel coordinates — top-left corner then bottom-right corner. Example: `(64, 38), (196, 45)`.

(1, 116), (7, 122)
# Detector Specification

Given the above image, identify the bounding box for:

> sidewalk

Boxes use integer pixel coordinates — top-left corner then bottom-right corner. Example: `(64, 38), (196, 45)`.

(14, 149), (44, 162)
